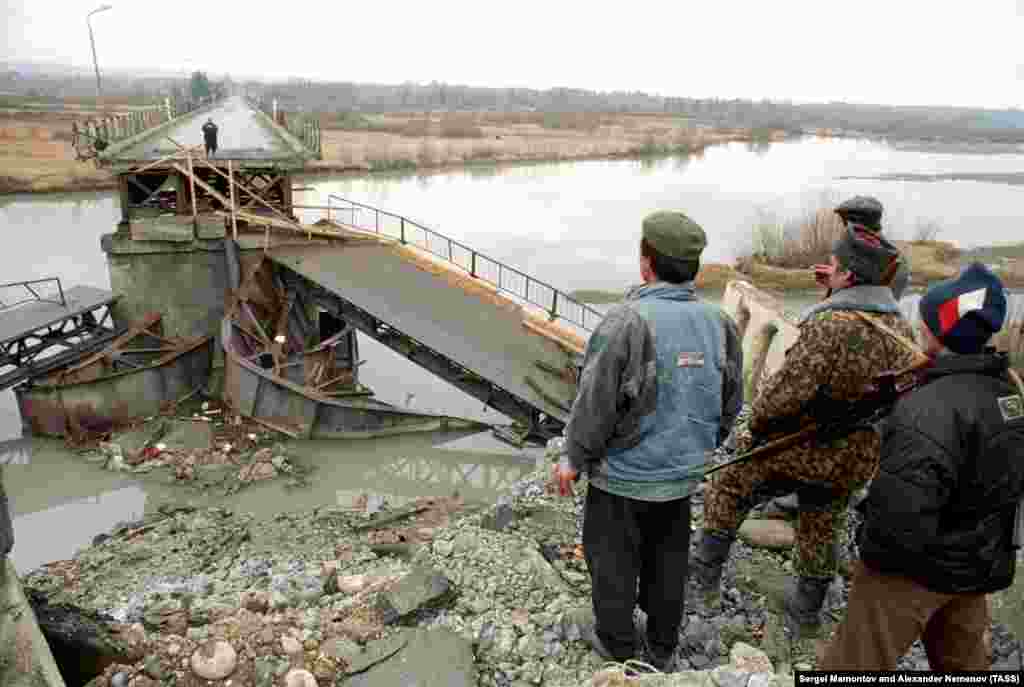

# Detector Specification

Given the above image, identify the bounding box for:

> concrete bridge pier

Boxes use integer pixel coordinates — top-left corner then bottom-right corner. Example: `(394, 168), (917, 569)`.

(100, 228), (330, 396)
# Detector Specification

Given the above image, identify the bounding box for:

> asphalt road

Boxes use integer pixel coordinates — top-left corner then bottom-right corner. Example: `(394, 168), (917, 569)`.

(112, 96), (294, 161)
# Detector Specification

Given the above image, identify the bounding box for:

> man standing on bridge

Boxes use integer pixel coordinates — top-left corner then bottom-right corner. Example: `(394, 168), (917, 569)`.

(555, 211), (744, 671)
(202, 118), (219, 158)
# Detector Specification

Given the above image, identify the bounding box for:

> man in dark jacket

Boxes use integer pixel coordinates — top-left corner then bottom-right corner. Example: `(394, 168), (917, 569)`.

(202, 118), (218, 157)
(821, 262), (1024, 670)
(555, 211), (744, 671)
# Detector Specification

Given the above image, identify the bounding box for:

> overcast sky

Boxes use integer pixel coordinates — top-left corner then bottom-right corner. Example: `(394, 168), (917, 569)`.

(4, 0), (1023, 109)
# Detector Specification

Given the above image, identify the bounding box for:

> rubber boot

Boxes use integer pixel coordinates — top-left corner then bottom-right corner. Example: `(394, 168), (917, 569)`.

(782, 575), (831, 638)
(689, 531), (734, 611)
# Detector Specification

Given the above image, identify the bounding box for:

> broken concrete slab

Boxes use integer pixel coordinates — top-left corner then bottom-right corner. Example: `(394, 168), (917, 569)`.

(374, 566), (453, 624)
(335, 631), (409, 675)
(130, 219), (194, 243)
(345, 628), (475, 687)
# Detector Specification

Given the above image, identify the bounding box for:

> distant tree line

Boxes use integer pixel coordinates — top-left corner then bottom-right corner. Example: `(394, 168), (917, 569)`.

(2, 64), (1022, 142)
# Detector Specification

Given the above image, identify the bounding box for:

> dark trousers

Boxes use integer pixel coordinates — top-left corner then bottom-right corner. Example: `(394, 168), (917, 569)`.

(583, 485), (691, 661)
(205, 139), (217, 156)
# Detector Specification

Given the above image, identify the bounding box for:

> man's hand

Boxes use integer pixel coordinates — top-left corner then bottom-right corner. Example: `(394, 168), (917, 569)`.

(812, 263), (834, 288)
(553, 458), (579, 497)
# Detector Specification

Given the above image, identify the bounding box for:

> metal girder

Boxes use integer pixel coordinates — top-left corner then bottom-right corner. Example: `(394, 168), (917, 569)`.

(278, 268), (558, 436)
(0, 305), (119, 390)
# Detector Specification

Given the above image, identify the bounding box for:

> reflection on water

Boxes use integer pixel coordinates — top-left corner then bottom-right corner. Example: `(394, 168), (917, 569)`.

(4, 139), (1024, 572)
(298, 137), (1024, 297)
(3, 431), (539, 574)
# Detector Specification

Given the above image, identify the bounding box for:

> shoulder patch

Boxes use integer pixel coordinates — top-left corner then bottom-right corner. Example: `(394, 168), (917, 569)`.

(997, 394), (1023, 422)
(677, 352), (705, 368)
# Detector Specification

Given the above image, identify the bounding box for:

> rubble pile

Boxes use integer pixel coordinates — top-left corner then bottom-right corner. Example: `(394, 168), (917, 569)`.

(20, 412), (1022, 686)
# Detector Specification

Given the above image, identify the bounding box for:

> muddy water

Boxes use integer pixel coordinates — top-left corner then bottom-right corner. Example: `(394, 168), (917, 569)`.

(3, 431), (543, 574)
(3, 136), (1024, 572)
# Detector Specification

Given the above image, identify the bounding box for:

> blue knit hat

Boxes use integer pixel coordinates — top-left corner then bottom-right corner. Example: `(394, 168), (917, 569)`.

(918, 262), (1007, 354)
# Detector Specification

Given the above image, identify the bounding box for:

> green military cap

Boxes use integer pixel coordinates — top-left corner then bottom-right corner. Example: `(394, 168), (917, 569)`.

(642, 211), (706, 261)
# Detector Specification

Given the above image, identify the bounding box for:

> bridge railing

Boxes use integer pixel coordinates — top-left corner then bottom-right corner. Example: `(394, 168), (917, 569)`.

(71, 95), (225, 159)
(248, 98), (321, 157)
(0, 278), (67, 311)
(326, 195), (603, 332)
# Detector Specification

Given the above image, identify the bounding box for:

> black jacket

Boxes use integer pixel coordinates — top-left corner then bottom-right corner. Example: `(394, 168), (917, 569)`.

(859, 351), (1024, 594)
(202, 121), (218, 143)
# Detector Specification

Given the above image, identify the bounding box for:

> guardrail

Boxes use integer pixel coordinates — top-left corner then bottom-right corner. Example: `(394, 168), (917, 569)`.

(326, 195), (603, 332)
(0, 278), (66, 311)
(250, 98), (322, 158)
(71, 95), (226, 160)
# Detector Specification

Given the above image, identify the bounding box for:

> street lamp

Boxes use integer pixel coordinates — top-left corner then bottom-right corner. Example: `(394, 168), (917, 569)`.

(87, 4), (113, 99)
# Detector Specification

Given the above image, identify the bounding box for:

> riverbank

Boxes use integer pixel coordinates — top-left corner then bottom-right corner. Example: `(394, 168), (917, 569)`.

(17, 414), (1023, 687)
(0, 103), (775, 195)
(570, 240), (1024, 301)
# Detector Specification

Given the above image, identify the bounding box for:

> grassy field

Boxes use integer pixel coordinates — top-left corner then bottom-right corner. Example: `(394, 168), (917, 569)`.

(309, 110), (771, 173)
(0, 95), (135, 193)
(0, 100), (772, 194)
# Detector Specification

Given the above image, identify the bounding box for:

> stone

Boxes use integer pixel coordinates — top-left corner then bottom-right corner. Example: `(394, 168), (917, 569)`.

(730, 642), (774, 674)
(481, 502), (516, 532)
(452, 532), (477, 553)
(240, 461), (277, 482)
(738, 519), (796, 550)
(110, 673), (129, 687)
(711, 666), (752, 687)
(322, 637), (362, 664)
(433, 539), (455, 557)
(346, 628), (475, 687)
(749, 675), (772, 687)
(375, 566), (452, 624)
(241, 590), (270, 614)
(271, 590), (291, 610)
(284, 668), (318, 687)
(335, 574), (376, 595)
(254, 657), (277, 687)
(344, 632), (409, 674)
(142, 655), (167, 680)
(282, 635), (302, 656)
(190, 640), (237, 680)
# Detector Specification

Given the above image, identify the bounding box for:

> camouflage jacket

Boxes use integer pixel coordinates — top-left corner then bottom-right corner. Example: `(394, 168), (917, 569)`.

(746, 285), (919, 489)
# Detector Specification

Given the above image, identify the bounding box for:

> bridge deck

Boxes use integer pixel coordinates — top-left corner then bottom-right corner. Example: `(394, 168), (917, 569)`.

(0, 286), (116, 347)
(108, 96), (298, 163)
(268, 241), (581, 423)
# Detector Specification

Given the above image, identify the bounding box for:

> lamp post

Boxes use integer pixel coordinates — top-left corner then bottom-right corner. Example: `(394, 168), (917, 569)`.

(87, 4), (113, 98)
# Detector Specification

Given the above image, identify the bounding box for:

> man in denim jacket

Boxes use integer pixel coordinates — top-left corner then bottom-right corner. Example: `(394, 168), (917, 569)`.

(555, 211), (743, 670)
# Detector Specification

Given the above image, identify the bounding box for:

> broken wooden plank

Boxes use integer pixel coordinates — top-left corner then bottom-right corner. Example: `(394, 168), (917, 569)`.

(52, 313), (163, 381)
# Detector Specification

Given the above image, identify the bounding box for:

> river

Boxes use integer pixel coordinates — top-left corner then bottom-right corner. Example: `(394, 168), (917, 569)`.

(2, 135), (1023, 573)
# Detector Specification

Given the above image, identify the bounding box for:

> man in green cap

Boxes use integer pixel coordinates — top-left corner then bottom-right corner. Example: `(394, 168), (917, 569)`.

(555, 210), (744, 671)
